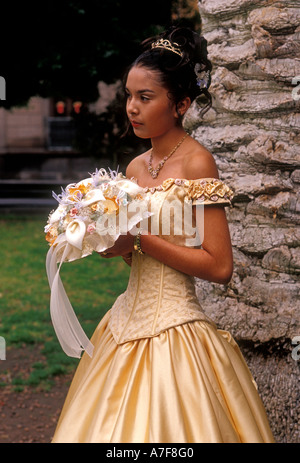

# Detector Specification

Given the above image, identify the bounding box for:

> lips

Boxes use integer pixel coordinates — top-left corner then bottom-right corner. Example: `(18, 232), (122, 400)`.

(130, 120), (143, 128)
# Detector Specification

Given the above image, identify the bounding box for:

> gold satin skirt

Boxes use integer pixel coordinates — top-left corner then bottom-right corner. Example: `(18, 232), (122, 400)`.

(52, 312), (274, 443)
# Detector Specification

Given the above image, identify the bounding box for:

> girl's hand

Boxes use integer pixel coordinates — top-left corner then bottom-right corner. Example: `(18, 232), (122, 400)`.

(98, 231), (135, 259)
(121, 252), (133, 266)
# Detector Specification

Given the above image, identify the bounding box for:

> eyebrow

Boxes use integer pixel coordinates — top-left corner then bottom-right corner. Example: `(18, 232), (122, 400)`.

(125, 87), (155, 94)
(138, 89), (155, 94)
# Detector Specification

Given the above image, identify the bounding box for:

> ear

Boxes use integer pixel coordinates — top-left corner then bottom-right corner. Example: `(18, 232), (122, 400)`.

(176, 97), (191, 118)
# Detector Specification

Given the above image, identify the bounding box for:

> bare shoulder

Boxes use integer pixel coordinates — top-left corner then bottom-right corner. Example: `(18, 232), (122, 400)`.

(183, 138), (219, 180)
(125, 151), (149, 179)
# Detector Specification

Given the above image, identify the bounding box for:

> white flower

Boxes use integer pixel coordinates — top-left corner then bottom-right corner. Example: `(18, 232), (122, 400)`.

(65, 219), (86, 250)
(49, 205), (67, 224)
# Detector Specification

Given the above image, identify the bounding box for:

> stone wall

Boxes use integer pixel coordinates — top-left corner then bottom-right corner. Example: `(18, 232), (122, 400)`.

(184, 0), (300, 443)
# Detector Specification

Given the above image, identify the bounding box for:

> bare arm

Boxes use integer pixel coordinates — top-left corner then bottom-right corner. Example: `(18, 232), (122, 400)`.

(139, 204), (233, 284)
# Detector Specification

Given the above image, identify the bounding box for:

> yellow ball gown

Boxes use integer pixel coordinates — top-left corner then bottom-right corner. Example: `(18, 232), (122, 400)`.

(51, 178), (275, 443)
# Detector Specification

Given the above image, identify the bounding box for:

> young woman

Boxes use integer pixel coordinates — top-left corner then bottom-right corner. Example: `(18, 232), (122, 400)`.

(52, 27), (274, 443)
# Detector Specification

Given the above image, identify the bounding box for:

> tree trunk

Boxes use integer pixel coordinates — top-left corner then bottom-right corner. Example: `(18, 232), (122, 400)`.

(185, 0), (300, 443)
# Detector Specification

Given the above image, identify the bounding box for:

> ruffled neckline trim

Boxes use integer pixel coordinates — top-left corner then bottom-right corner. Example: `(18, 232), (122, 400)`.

(128, 176), (234, 204)
(129, 176), (223, 193)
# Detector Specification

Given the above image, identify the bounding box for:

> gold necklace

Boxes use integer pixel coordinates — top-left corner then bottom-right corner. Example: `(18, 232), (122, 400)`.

(148, 133), (188, 179)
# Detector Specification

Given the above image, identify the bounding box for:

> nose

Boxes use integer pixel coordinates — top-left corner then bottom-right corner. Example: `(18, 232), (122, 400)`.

(126, 97), (138, 116)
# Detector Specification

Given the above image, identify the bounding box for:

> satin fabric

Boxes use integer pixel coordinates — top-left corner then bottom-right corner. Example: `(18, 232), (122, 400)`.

(52, 179), (274, 443)
(52, 311), (274, 443)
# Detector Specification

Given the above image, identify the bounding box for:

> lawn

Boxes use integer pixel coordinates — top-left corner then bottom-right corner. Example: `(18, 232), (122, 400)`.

(0, 214), (131, 389)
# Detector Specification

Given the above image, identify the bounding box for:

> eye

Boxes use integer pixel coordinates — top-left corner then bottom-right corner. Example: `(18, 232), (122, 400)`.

(141, 95), (150, 102)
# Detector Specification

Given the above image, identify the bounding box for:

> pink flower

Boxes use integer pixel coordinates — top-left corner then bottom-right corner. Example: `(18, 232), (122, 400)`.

(87, 223), (96, 234)
(70, 207), (78, 217)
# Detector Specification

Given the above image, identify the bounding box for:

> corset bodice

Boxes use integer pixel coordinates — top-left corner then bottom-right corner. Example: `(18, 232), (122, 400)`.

(108, 178), (233, 344)
(109, 251), (213, 344)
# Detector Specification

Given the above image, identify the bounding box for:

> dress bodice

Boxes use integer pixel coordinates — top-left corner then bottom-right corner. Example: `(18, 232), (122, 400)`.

(109, 178), (234, 344)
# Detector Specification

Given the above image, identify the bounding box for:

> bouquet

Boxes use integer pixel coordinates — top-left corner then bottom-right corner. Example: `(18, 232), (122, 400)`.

(45, 168), (152, 359)
(45, 167), (151, 263)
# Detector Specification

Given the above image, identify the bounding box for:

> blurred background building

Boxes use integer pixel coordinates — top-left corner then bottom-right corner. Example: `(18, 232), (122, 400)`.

(0, 89), (124, 212)
(0, 0), (200, 212)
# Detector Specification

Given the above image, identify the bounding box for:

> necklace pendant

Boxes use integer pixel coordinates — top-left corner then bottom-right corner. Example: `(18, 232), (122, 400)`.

(148, 133), (188, 180)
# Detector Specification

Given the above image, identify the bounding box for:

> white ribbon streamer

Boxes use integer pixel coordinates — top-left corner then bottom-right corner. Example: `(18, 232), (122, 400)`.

(46, 241), (94, 359)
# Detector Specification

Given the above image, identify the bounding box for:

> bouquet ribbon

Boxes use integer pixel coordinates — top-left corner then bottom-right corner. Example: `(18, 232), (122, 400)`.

(46, 239), (94, 358)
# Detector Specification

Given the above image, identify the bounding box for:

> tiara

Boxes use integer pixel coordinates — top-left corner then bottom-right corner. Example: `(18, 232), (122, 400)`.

(151, 38), (183, 57)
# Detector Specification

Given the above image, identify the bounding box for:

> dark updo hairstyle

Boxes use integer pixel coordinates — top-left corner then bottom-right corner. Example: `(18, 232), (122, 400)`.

(127, 26), (213, 118)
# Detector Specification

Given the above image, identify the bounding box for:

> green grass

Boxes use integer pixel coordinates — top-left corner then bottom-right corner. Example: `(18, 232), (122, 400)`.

(0, 214), (130, 389)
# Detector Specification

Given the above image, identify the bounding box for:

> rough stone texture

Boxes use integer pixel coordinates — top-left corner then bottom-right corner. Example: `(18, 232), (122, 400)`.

(184, 0), (300, 443)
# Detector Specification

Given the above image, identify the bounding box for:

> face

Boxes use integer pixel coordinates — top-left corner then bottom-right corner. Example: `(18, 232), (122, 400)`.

(125, 65), (179, 139)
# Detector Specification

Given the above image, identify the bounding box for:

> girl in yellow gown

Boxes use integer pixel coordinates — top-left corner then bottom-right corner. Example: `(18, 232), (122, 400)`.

(52, 26), (275, 443)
